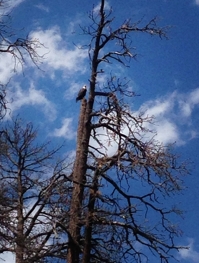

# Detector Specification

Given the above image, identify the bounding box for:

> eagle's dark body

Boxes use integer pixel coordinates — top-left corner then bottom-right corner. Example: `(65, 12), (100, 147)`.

(76, 85), (87, 102)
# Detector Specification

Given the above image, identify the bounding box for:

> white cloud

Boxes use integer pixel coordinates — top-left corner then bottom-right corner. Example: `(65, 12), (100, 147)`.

(89, 88), (199, 157)
(52, 118), (76, 139)
(189, 88), (199, 105)
(154, 120), (179, 144)
(179, 238), (199, 262)
(0, 52), (18, 83)
(89, 87), (199, 158)
(8, 0), (25, 7)
(178, 88), (199, 117)
(0, 0), (25, 15)
(30, 27), (87, 73)
(7, 82), (57, 121)
(138, 89), (199, 145)
(0, 1), (28, 82)
(142, 99), (172, 118)
(194, 0), (199, 6)
(35, 4), (49, 12)
(90, 125), (119, 157)
(93, 1), (111, 13)
(0, 252), (15, 263)
(138, 92), (181, 145)
(180, 101), (192, 117)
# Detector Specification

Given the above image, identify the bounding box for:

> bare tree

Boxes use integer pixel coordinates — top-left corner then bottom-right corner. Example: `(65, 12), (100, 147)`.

(0, 83), (6, 122)
(0, 0), (43, 119)
(0, 0), (43, 69)
(66, 1), (188, 263)
(0, 118), (71, 263)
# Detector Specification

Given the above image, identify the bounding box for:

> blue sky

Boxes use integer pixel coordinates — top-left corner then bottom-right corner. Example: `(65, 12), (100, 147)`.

(1, 0), (199, 262)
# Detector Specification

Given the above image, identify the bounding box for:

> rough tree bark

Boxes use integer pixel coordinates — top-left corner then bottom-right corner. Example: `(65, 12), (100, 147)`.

(66, 1), (105, 260)
(67, 98), (88, 263)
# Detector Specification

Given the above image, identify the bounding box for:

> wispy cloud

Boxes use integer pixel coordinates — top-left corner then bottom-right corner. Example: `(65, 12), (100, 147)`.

(7, 82), (57, 121)
(138, 92), (181, 145)
(35, 4), (49, 13)
(93, 1), (111, 13)
(30, 26), (87, 73)
(52, 118), (76, 140)
(0, 0), (25, 14)
(179, 238), (199, 262)
(179, 88), (199, 117)
(194, 0), (199, 6)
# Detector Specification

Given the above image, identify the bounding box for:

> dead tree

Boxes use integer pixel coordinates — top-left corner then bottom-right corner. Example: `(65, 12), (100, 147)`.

(67, 99), (88, 263)
(0, 0), (43, 70)
(67, 1), (187, 263)
(0, 118), (70, 263)
(0, 0), (43, 119)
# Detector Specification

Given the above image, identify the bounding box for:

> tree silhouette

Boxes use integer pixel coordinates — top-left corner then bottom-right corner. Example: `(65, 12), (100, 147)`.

(0, 0), (43, 120)
(0, 1), (188, 263)
(0, 118), (69, 263)
(66, 1), (187, 263)
(0, 0), (43, 69)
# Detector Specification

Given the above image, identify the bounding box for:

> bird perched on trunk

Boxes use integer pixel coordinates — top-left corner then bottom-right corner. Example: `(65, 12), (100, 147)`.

(76, 85), (87, 102)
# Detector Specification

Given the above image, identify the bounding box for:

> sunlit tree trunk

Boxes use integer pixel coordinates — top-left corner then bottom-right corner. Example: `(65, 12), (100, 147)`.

(66, 9), (102, 259)
(67, 98), (89, 263)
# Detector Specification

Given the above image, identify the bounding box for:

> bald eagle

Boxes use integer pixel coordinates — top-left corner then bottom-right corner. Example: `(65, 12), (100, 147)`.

(76, 85), (87, 102)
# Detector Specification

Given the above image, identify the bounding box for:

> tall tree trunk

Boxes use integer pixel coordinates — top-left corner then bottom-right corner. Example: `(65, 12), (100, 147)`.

(82, 170), (99, 263)
(16, 224), (24, 263)
(67, 99), (89, 263)
(16, 168), (24, 263)
(67, 2), (105, 261)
